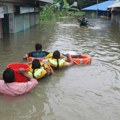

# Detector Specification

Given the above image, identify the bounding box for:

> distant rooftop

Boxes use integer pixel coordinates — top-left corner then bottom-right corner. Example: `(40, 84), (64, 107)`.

(82, 0), (114, 11)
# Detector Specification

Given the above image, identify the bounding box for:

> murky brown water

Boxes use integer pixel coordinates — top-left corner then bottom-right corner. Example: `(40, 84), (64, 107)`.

(0, 17), (120, 120)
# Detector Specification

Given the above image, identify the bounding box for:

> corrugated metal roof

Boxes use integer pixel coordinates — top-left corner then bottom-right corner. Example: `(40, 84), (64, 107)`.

(82, 0), (114, 11)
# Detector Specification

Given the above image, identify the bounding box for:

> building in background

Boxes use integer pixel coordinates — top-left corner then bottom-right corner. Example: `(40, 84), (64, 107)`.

(81, 0), (114, 18)
(107, 0), (120, 24)
(0, 0), (40, 40)
(0, 6), (4, 40)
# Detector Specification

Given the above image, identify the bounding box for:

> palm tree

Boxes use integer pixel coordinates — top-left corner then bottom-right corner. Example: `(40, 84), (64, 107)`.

(54, 0), (79, 11)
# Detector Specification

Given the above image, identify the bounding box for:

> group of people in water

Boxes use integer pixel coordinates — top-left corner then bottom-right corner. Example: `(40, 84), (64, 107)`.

(0, 43), (75, 96)
(0, 15), (91, 97)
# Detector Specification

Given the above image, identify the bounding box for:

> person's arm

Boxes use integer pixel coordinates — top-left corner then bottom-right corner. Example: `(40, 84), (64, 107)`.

(42, 60), (55, 75)
(9, 68), (38, 96)
(77, 18), (81, 22)
(18, 68), (32, 80)
(65, 53), (74, 66)
(42, 57), (55, 74)
(23, 51), (34, 59)
(23, 53), (28, 59)
(27, 51), (35, 57)
(47, 63), (55, 75)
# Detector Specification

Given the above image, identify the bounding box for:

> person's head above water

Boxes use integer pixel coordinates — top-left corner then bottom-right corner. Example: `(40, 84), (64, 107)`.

(3, 68), (15, 83)
(32, 59), (41, 69)
(35, 43), (42, 51)
(53, 50), (60, 59)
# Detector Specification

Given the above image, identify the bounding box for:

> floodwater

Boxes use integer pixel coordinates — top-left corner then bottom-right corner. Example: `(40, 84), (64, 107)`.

(0, 17), (120, 120)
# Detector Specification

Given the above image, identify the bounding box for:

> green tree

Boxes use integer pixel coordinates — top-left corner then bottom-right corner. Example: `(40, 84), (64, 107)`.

(77, 0), (107, 9)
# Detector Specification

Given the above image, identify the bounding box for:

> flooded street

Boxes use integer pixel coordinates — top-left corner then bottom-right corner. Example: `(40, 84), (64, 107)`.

(0, 17), (120, 120)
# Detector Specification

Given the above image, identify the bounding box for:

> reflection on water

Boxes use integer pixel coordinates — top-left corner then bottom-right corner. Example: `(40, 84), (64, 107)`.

(0, 18), (120, 120)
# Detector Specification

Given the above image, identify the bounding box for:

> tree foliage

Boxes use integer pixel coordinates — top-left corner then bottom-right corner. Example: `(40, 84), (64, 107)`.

(40, 0), (107, 21)
(53, 0), (107, 10)
(66, 0), (107, 9)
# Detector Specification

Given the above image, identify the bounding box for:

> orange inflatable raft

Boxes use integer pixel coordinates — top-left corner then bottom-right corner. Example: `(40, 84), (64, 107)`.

(27, 57), (43, 62)
(72, 55), (92, 65)
(71, 54), (92, 65)
(27, 54), (92, 65)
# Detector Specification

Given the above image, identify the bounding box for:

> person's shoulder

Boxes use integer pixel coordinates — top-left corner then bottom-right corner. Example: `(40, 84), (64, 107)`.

(30, 78), (38, 82)
(13, 78), (38, 87)
(0, 79), (4, 84)
(28, 51), (37, 56)
(28, 78), (38, 85)
(42, 51), (49, 54)
(28, 51), (36, 54)
(42, 50), (49, 53)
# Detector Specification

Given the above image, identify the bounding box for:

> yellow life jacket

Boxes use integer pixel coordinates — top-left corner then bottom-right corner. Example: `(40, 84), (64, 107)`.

(48, 58), (66, 68)
(40, 61), (51, 72)
(28, 64), (47, 79)
(45, 53), (53, 59)
(45, 53), (63, 59)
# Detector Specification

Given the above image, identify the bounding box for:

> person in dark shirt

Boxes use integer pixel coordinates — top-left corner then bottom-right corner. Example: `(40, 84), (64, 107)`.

(23, 43), (49, 59)
(78, 15), (88, 27)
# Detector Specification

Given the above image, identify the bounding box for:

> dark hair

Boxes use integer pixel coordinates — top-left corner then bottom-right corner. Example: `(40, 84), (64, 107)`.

(53, 50), (60, 59)
(32, 59), (41, 69)
(53, 50), (60, 68)
(32, 59), (41, 78)
(3, 68), (15, 83)
(35, 43), (42, 51)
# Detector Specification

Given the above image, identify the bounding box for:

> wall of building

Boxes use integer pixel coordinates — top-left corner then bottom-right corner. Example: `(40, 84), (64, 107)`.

(0, 2), (40, 39)
(13, 12), (39, 33)
(24, 14), (30, 30)
(0, 19), (3, 40)
(14, 14), (24, 33)
(85, 11), (97, 18)
(9, 13), (15, 33)
(0, 6), (4, 39)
